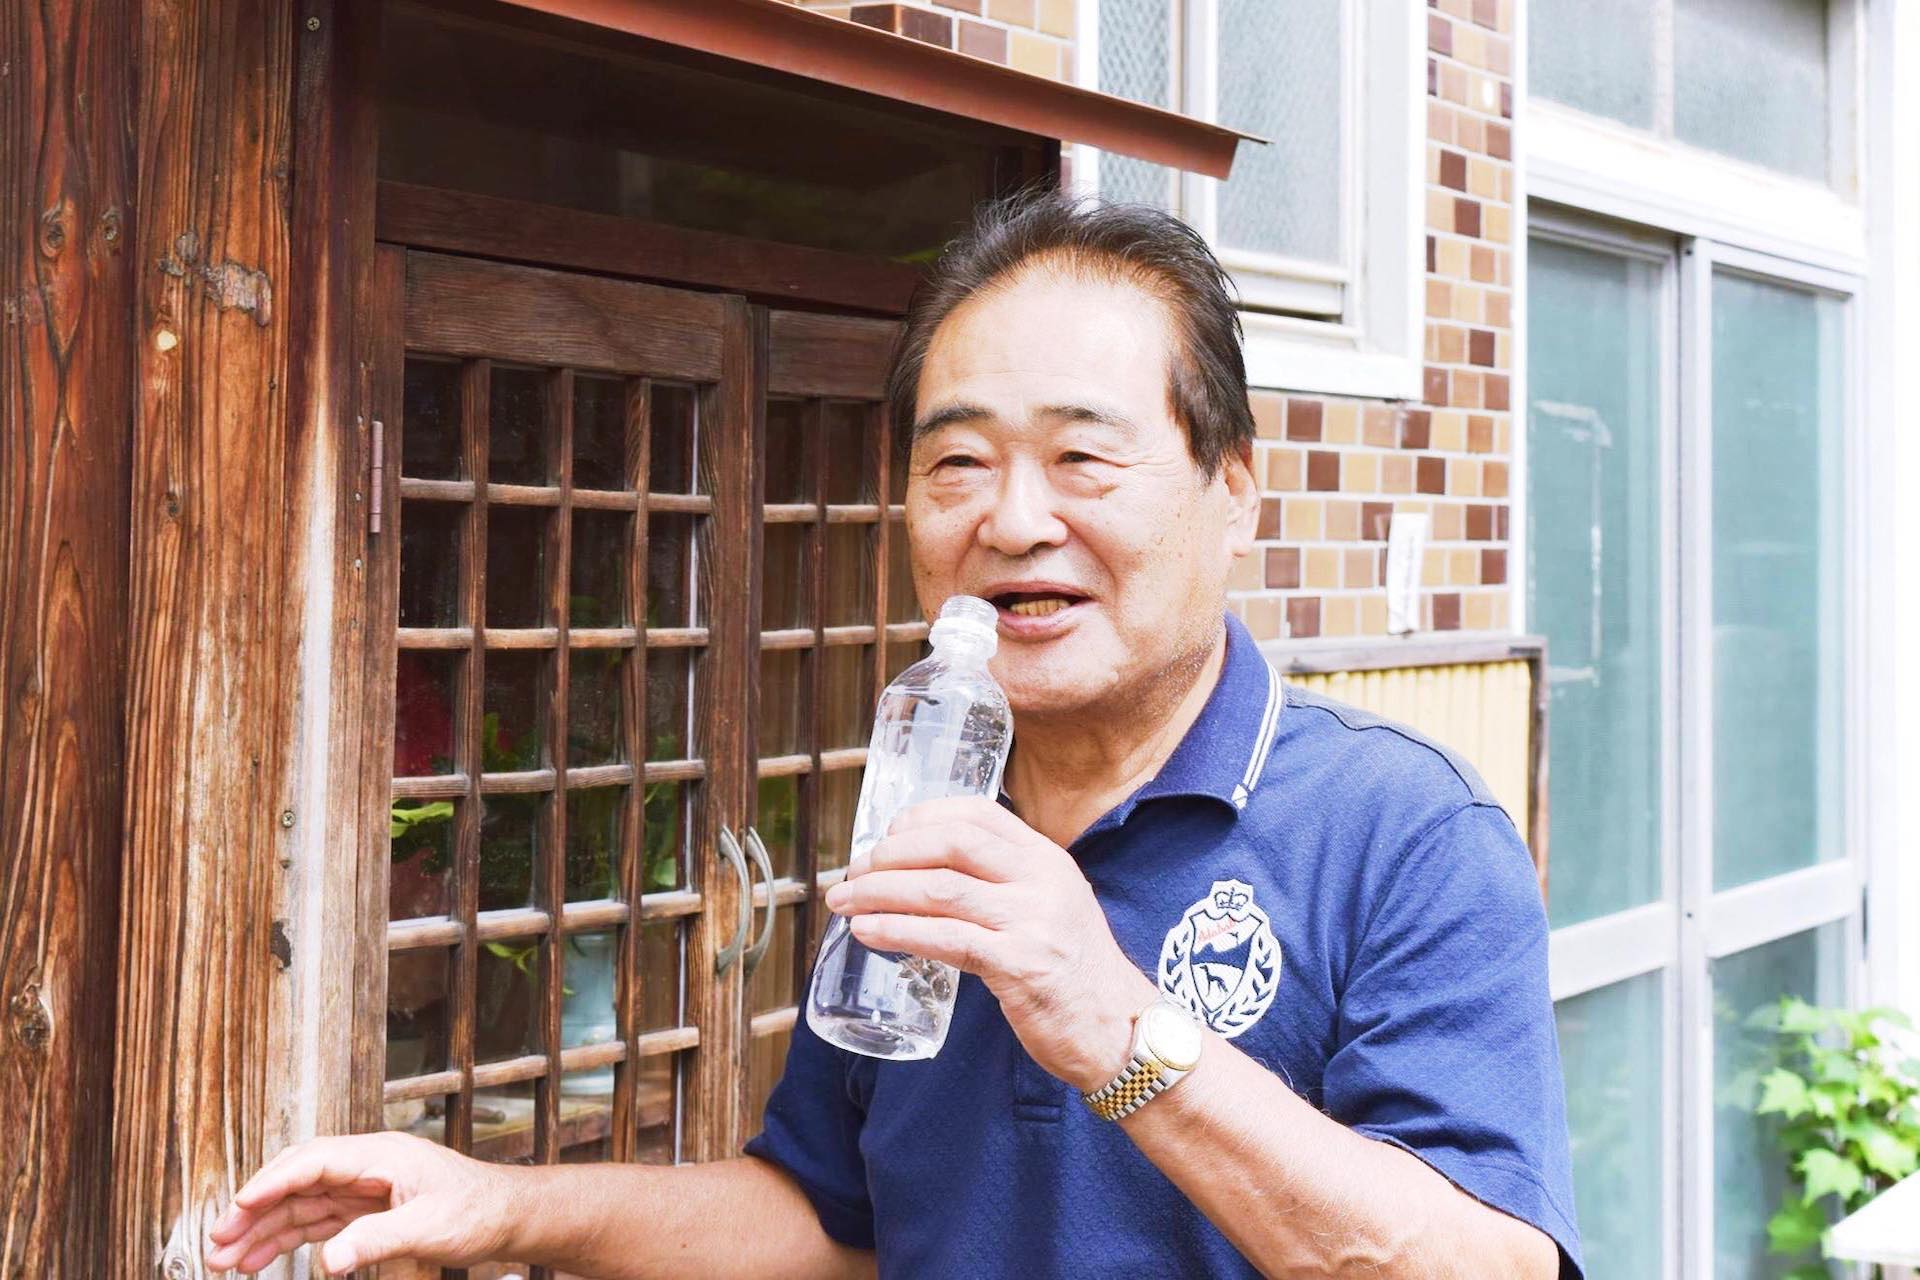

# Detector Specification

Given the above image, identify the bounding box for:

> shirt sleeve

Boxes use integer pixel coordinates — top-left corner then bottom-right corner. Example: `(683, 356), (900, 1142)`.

(1322, 801), (1585, 1278)
(741, 1011), (877, 1250)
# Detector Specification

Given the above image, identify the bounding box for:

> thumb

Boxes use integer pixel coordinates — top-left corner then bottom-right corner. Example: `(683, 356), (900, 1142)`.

(316, 1201), (434, 1274)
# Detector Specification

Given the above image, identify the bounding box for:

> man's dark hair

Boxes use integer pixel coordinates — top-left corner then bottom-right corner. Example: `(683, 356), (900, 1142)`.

(887, 188), (1255, 479)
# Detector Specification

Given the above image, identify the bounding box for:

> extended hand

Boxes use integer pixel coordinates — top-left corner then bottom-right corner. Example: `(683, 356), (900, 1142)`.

(205, 1131), (514, 1275)
(824, 795), (1158, 1091)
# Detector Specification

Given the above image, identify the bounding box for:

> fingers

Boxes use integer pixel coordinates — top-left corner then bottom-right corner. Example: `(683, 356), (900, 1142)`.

(226, 1136), (397, 1218)
(317, 1201), (436, 1274)
(847, 912), (999, 974)
(889, 795), (1031, 841)
(851, 821), (1020, 882)
(206, 1192), (388, 1271)
(826, 867), (1010, 928)
(233, 1213), (352, 1276)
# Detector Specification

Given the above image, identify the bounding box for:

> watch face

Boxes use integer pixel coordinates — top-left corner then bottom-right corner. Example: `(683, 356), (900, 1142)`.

(1144, 1002), (1205, 1071)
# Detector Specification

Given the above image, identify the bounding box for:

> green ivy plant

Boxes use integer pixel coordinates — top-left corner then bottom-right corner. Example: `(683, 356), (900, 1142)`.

(1755, 998), (1920, 1279)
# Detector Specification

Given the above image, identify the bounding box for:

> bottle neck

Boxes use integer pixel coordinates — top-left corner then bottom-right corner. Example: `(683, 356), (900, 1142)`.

(931, 633), (995, 668)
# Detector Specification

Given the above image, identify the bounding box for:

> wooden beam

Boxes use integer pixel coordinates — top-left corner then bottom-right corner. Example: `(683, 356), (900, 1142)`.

(0, 3), (135, 1275)
(111, 0), (301, 1270)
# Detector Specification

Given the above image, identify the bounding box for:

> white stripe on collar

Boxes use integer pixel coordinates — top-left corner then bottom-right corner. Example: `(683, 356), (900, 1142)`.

(1231, 660), (1283, 810)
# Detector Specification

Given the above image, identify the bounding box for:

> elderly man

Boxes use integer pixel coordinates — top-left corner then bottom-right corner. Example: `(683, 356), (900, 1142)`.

(209, 192), (1581, 1278)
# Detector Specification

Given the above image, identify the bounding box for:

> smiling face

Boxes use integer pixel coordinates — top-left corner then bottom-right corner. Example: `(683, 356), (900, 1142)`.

(904, 262), (1260, 722)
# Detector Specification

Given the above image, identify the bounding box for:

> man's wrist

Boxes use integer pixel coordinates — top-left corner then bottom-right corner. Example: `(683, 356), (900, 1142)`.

(1066, 970), (1161, 1093)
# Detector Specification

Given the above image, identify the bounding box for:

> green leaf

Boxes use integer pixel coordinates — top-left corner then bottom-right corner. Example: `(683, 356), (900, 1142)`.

(1757, 1069), (1813, 1120)
(1797, 1148), (1865, 1203)
(390, 799), (455, 840)
(1766, 1196), (1828, 1254)
(1778, 997), (1825, 1035)
(1781, 1266), (1831, 1280)
(1841, 1116), (1919, 1180)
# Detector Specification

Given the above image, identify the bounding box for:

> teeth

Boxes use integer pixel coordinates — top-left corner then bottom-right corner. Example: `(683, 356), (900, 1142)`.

(1007, 598), (1070, 617)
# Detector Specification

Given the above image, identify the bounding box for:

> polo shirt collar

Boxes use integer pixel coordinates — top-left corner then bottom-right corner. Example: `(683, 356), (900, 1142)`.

(1061, 613), (1283, 844)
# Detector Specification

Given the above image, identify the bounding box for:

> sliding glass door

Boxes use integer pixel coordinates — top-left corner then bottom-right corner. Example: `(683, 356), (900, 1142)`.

(1528, 219), (1863, 1280)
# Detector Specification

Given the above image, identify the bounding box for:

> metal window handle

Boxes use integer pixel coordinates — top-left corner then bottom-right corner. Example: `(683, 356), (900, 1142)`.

(742, 827), (778, 978)
(714, 826), (752, 976)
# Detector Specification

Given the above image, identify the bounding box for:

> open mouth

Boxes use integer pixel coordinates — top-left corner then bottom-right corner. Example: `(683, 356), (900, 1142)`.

(989, 590), (1089, 619)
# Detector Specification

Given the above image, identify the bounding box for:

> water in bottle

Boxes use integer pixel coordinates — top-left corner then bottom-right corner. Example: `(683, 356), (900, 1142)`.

(806, 595), (1013, 1060)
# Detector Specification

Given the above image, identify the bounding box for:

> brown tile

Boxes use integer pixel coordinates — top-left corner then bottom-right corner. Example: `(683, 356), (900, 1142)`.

(1470, 244), (1497, 283)
(1251, 390), (1287, 440)
(1266, 546), (1301, 589)
(1361, 407), (1395, 448)
(1466, 415), (1493, 453)
(1432, 592), (1462, 631)
(1424, 365), (1450, 404)
(1439, 149), (1467, 191)
(899, 4), (954, 42)
(957, 17), (1008, 59)
(1483, 460), (1509, 498)
(1428, 11), (1452, 54)
(1257, 496), (1282, 539)
(1466, 503), (1493, 540)
(1472, 0), (1497, 27)
(1481, 548), (1507, 585)
(1362, 500), (1394, 541)
(1383, 455), (1415, 494)
(1400, 409), (1432, 450)
(1484, 372), (1510, 411)
(1426, 234), (1438, 273)
(1500, 81), (1513, 118)
(1307, 450), (1341, 491)
(1469, 328), (1496, 366)
(1428, 56), (1438, 97)
(1417, 456), (1447, 494)
(1267, 447), (1305, 491)
(1286, 398), (1324, 442)
(1487, 121), (1512, 160)
(849, 4), (901, 31)
(1454, 368), (1483, 408)
(1495, 504), (1510, 539)
(1286, 596), (1322, 639)
(1455, 197), (1481, 238)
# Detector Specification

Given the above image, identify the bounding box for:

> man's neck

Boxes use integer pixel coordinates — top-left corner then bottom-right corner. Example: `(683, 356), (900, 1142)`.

(1004, 625), (1229, 850)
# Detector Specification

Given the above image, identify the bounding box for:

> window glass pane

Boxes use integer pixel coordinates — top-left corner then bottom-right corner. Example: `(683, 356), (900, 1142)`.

(1675, 0), (1830, 182)
(1096, 0), (1178, 209)
(1710, 273), (1844, 892)
(399, 500), (463, 629)
(485, 506), (551, 629)
(1711, 924), (1846, 1279)
(386, 947), (451, 1080)
(559, 929), (620, 1060)
(572, 374), (629, 492)
(1216, 0), (1343, 265)
(489, 366), (553, 487)
(402, 357), (464, 481)
(1555, 973), (1664, 1280)
(1529, 0), (1658, 128)
(1527, 239), (1664, 926)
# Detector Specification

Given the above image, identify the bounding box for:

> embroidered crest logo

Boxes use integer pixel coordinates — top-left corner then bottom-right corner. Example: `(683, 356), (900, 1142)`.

(1157, 879), (1281, 1039)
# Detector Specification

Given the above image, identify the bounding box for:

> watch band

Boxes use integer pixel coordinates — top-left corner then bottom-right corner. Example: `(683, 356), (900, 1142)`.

(1082, 1051), (1173, 1121)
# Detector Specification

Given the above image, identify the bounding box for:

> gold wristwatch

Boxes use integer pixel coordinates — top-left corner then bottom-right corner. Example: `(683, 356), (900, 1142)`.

(1081, 997), (1205, 1121)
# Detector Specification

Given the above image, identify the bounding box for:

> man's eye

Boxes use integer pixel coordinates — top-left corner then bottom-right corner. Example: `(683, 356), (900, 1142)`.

(935, 455), (982, 470)
(1060, 451), (1098, 464)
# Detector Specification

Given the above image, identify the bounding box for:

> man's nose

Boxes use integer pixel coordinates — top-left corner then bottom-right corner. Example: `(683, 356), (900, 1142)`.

(976, 460), (1068, 556)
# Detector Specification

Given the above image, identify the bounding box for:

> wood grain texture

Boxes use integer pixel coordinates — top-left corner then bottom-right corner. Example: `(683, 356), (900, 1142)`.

(0, 2), (134, 1274)
(111, 0), (300, 1271)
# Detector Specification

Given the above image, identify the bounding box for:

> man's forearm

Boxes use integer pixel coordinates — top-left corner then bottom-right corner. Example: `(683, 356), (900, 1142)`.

(504, 1155), (874, 1280)
(1119, 1037), (1557, 1278)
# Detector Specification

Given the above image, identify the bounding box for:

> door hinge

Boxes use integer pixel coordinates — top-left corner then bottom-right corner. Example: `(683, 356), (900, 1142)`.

(369, 418), (385, 534)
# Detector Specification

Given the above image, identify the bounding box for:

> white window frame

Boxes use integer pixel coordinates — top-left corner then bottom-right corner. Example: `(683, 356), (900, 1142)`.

(1074, 0), (1424, 401)
(1529, 215), (1869, 1280)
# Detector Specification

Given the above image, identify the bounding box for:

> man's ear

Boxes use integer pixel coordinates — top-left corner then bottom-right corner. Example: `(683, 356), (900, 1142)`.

(1221, 438), (1261, 556)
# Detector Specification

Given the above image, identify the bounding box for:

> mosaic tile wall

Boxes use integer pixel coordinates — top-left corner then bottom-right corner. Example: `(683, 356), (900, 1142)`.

(782, 0), (1519, 642)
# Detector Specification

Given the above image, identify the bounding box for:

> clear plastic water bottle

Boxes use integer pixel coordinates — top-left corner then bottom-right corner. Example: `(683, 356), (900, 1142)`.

(806, 595), (1013, 1060)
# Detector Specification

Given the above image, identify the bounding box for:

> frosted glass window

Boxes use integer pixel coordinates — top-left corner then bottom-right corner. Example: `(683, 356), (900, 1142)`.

(1555, 974), (1665, 1280)
(1710, 273), (1845, 893)
(1097, 0), (1178, 209)
(1527, 239), (1664, 928)
(1215, 0), (1344, 264)
(1529, 0), (1657, 128)
(1676, 0), (1830, 182)
(1711, 925), (1846, 1279)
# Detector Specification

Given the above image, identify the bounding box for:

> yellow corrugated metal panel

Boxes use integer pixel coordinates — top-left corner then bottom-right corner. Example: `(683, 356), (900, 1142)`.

(1292, 660), (1534, 839)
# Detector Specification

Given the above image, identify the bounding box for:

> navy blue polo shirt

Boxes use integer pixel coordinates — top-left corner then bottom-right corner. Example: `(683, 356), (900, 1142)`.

(745, 613), (1582, 1277)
